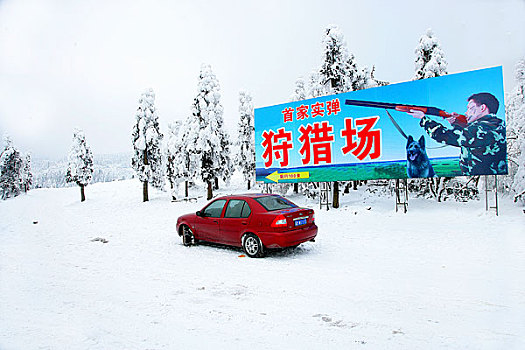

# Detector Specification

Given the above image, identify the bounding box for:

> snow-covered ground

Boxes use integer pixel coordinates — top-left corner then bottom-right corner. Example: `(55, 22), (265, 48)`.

(1, 176), (524, 349)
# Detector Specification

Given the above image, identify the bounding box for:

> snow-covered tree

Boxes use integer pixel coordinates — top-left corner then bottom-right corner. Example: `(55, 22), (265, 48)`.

(0, 136), (23, 200)
(20, 153), (33, 193)
(412, 29), (458, 201)
(291, 77), (307, 102)
(506, 58), (525, 202)
(216, 120), (231, 190)
(319, 25), (360, 94)
(66, 129), (94, 202)
(307, 71), (325, 98)
(355, 66), (380, 91)
(370, 66), (389, 87)
(165, 121), (181, 199)
(318, 25), (363, 207)
(235, 90), (256, 190)
(513, 133), (525, 202)
(131, 88), (164, 202)
(414, 29), (448, 80)
(165, 120), (198, 199)
(192, 64), (230, 199)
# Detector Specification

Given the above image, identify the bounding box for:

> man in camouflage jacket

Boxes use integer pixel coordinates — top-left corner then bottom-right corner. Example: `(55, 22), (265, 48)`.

(408, 93), (507, 176)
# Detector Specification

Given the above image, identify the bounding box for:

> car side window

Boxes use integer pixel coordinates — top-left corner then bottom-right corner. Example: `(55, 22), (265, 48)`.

(240, 202), (251, 218)
(203, 200), (227, 218)
(224, 200), (249, 218)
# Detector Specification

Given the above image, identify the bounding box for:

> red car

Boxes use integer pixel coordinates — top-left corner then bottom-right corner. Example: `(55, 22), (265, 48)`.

(176, 194), (317, 258)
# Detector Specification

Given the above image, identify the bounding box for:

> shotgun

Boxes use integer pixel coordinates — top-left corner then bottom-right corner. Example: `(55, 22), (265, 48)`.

(344, 99), (468, 126)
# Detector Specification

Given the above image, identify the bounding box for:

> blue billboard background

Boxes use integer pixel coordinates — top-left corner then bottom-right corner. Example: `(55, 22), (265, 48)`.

(254, 67), (506, 183)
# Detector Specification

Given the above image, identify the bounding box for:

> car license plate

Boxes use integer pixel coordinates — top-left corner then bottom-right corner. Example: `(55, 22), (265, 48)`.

(294, 218), (307, 226)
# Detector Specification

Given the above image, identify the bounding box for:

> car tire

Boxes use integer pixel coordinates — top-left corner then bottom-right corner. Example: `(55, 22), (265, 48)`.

(242, 233), (265, 258)
(181, 225), (195, 246)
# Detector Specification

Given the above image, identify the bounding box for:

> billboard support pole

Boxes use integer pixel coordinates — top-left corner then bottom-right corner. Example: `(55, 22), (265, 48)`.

(320, 182), (330, 211)
(485, 175), (499, 216)
(395, 179), (409, 213)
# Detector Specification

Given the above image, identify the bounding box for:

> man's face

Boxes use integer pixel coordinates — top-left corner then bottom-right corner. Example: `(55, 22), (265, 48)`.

(466, 100), (486, 123)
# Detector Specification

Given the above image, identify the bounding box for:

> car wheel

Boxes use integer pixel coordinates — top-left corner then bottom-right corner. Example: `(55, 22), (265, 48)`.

(242, 233), (265, 258)
(181, 225), (195, 246)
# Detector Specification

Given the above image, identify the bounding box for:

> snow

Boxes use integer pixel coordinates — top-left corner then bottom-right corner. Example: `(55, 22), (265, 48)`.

(1, 176), (524, 349)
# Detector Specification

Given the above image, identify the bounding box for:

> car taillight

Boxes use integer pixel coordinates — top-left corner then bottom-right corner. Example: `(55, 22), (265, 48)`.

(309, 213), (315, 223)
(271, 214), (287, 227)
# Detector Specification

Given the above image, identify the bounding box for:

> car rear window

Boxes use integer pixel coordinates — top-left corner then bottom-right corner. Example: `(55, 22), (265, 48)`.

(255, 196), (296, 211)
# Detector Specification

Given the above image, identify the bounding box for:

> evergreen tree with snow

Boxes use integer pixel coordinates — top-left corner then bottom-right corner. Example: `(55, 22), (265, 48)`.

(165, 121), (181, 199)
(412, 29), (454, 201)
(131, 89), (164, 202)
(506, 58), (525, 202)
(0, 136), (23, 200)
(21, 153), (33, 193)
(318, 25), (362, 207)
(355, 66), (380, 91)
(319, 25), (361, 94)
(291, 77), (307, 102)
(235, 90), (256, 190)
(181, 113), (203, 197)
(307, 71), (325, 98)
(216, 116), (231, 190)
(512, 133), (525, 203)
(414, 29), (448, 80)
(191, 64), (230, 200)
(165, 120), (197, 199)
(66, 129), (94, 202)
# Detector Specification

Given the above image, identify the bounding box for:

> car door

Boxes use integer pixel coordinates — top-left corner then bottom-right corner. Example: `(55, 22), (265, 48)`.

(220, 199), (251, 245)
(194, 199), (226, 242)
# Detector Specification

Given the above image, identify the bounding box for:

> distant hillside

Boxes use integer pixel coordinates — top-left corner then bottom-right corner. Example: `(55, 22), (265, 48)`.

(32, 153), (134, 188)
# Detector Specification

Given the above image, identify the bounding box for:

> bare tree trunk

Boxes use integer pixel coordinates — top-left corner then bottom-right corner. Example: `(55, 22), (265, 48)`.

(214, 177), (219, 190)
(332, 181), (339, 208)
(80, 184), (85, 202)
(185, 180), (189, 198)
(207, 181), (213, 200)
(293, 183), (298, 193)
(143, 181), (149, 202)
(247, 181), (251, 190)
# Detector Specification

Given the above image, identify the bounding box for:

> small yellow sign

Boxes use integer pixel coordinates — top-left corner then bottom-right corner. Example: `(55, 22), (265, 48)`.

(266, 171), (310, 183)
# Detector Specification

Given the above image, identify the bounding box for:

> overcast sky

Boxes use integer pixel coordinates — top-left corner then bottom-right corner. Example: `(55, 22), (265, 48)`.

(1, 0), (524, 159)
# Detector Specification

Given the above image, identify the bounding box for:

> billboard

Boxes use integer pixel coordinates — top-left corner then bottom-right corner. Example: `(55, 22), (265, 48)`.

(255, 66), (507, 183)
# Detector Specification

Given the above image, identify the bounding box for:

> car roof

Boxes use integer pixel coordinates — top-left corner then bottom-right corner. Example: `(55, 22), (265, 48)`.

(215, 193), (280, 200)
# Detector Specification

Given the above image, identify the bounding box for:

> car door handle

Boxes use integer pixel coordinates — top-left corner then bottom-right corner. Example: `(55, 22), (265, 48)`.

(241, 221), (248, 225)
(213, 220), (219, 224)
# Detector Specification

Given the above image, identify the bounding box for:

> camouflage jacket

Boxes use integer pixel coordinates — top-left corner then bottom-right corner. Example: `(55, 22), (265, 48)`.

(420, 114), (507, 176)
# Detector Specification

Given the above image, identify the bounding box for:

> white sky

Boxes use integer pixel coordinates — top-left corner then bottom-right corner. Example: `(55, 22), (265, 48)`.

(1, 0), (524, 159)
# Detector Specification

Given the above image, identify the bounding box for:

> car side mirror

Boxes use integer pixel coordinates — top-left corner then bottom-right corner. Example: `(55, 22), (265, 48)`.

(196, 211), (203, 217)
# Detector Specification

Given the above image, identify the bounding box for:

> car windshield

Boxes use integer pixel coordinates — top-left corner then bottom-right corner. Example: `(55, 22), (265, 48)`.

(255, 196), (296, 211)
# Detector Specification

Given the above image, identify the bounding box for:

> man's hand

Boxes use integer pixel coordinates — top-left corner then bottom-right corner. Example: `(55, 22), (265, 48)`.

(446, 112), (460, 124)
(406, 109), (425, 119)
